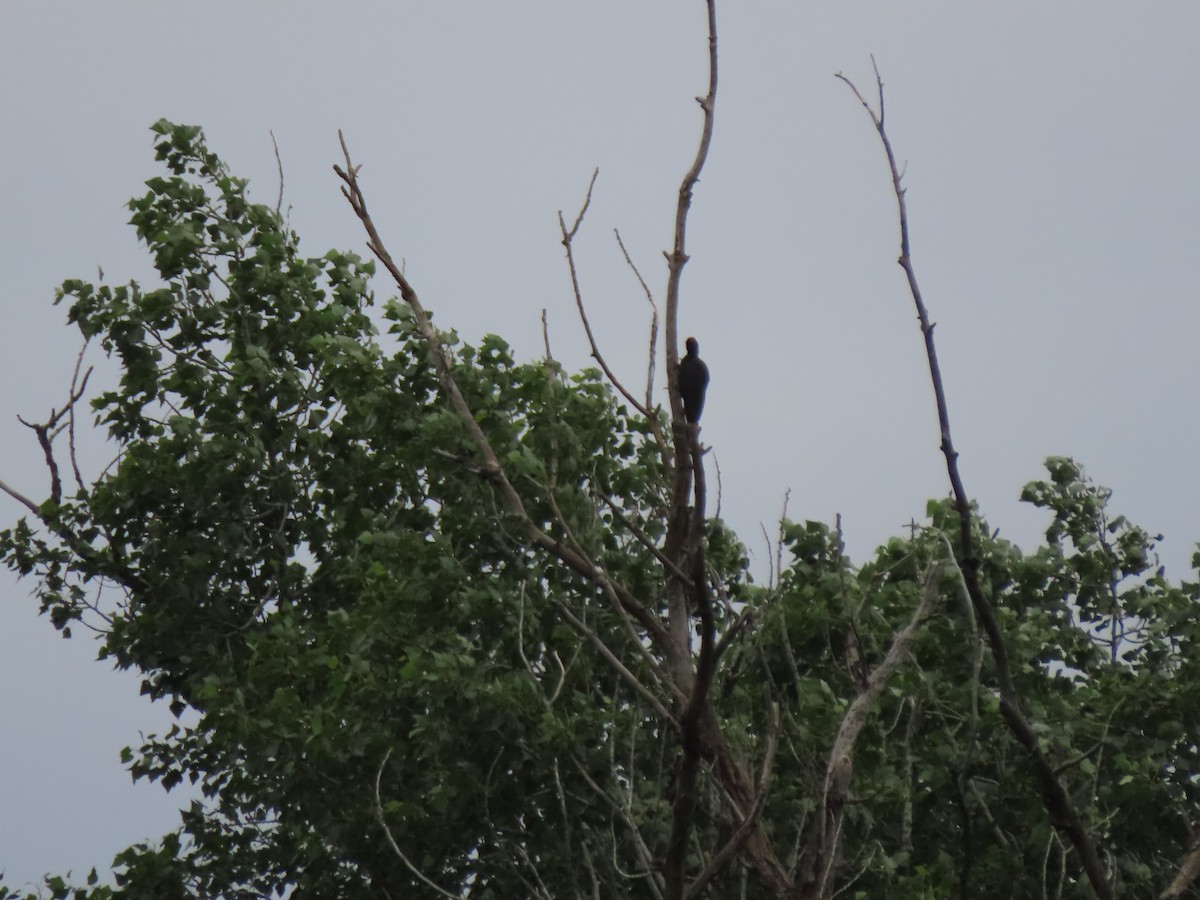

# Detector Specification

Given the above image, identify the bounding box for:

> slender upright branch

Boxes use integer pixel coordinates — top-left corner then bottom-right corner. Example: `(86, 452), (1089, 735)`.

(269, 129), (285, 218)
(541, 308), (561, 489)
(660, 0), (718, 673)
(836, 63), (1113, 900)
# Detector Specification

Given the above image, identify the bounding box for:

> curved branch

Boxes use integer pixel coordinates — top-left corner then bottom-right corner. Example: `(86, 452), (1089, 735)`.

(800, 558), (943, 896)
(374, 749), (462, 900)
(0, 477), (38, 514)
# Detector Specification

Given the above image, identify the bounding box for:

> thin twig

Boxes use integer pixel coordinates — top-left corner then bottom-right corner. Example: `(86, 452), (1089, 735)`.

(613, 227), (661, 414)
(775, 489), (791, 592)
(599, 493), (692, 586)
(712, 450), (723, 521)
(67, 340), (91, 494)
(270, 129), (285, 217)
(552, 598), (677, 727)
(541, 308), (561, 489)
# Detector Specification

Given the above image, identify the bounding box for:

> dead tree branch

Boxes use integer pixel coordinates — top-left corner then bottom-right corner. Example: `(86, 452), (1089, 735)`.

(664, 0), (719, 403)
(659, 0), (718, 685)
(269, 129), (285, 218)
(67, 339), (90, 494)
(836, 61), (1113, 900)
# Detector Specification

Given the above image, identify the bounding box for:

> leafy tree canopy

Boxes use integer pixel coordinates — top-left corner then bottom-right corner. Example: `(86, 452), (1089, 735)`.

(3, 106), (1200, 900)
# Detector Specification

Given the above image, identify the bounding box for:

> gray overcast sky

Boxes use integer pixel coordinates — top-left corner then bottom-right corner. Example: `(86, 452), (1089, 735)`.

(3, 1), (1199, 888)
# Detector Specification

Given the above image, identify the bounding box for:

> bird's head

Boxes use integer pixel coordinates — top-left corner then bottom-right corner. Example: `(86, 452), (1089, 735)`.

(685, 337), (699, 356)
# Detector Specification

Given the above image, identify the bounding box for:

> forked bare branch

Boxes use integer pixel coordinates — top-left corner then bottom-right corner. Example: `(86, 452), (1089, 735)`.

(15, 351), (94, 507)
(559, 171), (672, 477)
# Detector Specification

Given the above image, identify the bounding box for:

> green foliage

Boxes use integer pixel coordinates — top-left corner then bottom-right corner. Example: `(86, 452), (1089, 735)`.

(5, 122), (1200, 899)
(3, 121), (675, 899)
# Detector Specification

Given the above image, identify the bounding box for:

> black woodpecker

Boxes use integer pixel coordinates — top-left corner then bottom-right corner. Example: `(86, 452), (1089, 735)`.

(677, 336), (710, 424)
